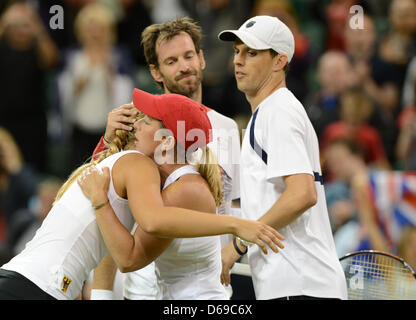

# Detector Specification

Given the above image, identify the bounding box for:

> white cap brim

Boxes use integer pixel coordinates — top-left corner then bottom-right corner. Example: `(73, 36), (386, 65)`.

(218, 30), (272, 51)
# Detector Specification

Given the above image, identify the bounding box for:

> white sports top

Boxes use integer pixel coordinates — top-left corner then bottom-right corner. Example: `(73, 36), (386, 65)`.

(124, 165), (228, 300)
(124, 166), (200, 300)
(123, 110), (241, 300)
(240, 88), (348, 300)
(2, 150), (139, 299)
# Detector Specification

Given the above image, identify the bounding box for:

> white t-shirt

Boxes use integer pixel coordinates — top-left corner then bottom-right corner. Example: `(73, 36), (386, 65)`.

(240, 88), (348, 300)
(206, 109), (241, 254)
(206, 108), (241, 207)
(2, 151), (138, 300)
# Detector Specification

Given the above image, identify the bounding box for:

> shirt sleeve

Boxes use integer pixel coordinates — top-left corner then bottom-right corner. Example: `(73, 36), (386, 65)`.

(261, 106), (314, 182)
(92, 137), (108, 160)
(230, 121), (241, 200)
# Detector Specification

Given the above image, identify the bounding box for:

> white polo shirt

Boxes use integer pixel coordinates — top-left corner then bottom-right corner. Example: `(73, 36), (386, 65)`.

(240, 88), (347, 300)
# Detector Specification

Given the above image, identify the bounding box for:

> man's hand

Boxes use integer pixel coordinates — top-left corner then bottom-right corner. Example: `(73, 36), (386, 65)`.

(104, 104), (138, 143)
(220, 242), (241, 286)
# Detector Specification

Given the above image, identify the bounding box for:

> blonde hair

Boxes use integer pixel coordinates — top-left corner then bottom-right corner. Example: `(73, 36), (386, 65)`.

(74, 3), (116, 45)
(193, 146), (224, 207)
(164, 129), (223, 207)
(54, 111), (223, 208)
(54, 112), (145, 204)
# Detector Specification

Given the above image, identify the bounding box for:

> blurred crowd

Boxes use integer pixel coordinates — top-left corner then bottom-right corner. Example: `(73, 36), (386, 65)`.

(0, 0), (415, 273)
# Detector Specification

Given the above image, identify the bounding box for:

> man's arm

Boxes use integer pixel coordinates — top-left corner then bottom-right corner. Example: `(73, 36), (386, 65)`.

(89, 254), (118, 299)
(221, 173), (316, 285)
(258, 173), (317, 229)
(78, 156), (284, 272)
(92, 104), (138, 159)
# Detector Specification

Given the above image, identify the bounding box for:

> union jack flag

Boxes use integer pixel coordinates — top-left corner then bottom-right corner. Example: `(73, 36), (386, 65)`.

(369, 171), (416, 249)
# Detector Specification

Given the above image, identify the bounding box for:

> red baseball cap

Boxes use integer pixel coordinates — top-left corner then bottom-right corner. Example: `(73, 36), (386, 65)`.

(132, 88), (212, 150)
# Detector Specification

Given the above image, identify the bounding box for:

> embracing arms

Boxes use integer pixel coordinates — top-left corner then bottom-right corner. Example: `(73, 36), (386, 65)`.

(221, 173), (316, 285)
(78, 154), (284, 272)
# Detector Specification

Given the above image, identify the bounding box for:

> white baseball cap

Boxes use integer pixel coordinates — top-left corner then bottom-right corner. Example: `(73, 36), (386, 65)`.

(218, 15), (295, 63)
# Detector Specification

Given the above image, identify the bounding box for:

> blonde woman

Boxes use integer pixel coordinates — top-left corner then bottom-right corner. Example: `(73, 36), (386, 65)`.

(58, 2), (134, 170)
(0, 89), (283, 300)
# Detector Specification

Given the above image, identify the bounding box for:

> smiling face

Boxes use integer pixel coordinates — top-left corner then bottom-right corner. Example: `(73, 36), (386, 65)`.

(151, 32), (205, 100)
(133, 115), (165, 157)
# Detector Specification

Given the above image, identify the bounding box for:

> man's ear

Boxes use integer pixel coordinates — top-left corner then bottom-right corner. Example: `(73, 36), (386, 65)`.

(198, 49), (206, 71)
(150, 64), (163, 83)
(273, 54), (288, 72)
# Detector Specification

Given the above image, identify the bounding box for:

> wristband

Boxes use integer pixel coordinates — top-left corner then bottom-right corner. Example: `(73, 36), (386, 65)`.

(238, 237), (253, 248)
(90, 289), (114, 300)
(93, 199), (109, 210)
(233, 237), (248, 256)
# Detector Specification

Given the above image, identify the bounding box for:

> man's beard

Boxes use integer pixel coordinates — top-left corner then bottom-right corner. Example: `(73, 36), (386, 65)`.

(163, 69), (203, 99)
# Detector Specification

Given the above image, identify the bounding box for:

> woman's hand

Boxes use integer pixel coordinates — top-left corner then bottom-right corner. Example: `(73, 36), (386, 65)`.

(235, 219), (285, 255)
(77, 166), (110, 206)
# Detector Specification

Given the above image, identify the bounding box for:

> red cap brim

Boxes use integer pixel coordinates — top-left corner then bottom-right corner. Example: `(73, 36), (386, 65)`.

(132, 88), (162, 120)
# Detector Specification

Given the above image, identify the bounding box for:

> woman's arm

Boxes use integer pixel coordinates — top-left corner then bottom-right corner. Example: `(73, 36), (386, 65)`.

(77, 155), (284, 268)
(122, 175), (219, 272)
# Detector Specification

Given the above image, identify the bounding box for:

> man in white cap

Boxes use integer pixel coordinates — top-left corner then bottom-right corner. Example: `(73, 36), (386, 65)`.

(219, 16), (348, 300)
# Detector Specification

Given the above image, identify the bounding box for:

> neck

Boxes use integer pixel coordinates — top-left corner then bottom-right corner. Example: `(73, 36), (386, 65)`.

(190, 86), (203, 104)
(247, 74), (286, 113)
(158, 163), (188, 186)
(163, 85), (203, 104)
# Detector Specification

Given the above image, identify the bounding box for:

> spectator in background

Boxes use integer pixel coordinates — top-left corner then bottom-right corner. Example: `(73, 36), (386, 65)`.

(35, 0), (92, 50)
(149, 0), (188, 25)
(344, 14), (377, 86)
(323, 139), (363, 255)
(324, 138), (416, 258)
(181, 0), (252, 112)
(396, 81), (416, 170)
(320, 88), (390, 170)
(305, 50), (353, 138)
(397, 226), (416, 271)
(323, 139), (388, 257)
(0, 127), (37, 243)
(114, 0), (153, 70)
(57, 2), (134, 171)
(7, 177), (62, 255)
(369, 0), (416, 118)
(344, 13), (397, 164)
(0, 2), (59, 173)
(324, 0), (358, 51)
(250, 0), (312, 105)
(402, 55), (416, 111)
